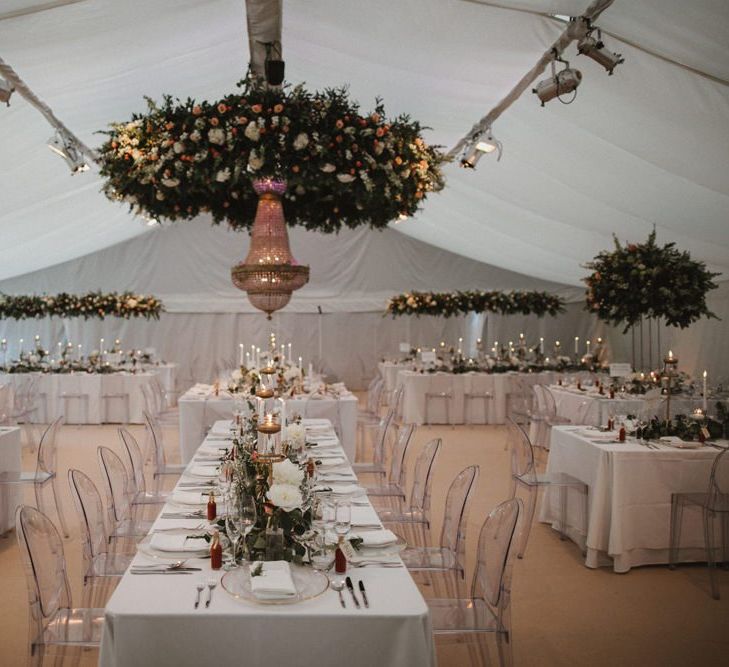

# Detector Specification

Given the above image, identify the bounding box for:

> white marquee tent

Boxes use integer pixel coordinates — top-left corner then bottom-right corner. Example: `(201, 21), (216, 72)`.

(1, 0), (728, 387)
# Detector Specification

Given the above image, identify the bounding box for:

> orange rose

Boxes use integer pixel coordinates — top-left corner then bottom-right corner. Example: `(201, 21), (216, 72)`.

(273, 103), (284, 113)
(192, 105), (202, 116)
(335, 135), (343, 143)
(394, 156), (403, 165)
(292, 165), (300, 173)
(217, 103), (227, 114)
(375, 127), (385, 137)
(251, 104), (263, 114)
(335, 119), (344, 129)
(210, 117), (219, 126)
(165, 122), (174, 130)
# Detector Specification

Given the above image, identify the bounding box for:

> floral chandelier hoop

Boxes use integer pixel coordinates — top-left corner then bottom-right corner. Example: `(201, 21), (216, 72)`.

(583, 230), (720, 332)
(0, 291), (163, 320)
(98, 77), (446, 233)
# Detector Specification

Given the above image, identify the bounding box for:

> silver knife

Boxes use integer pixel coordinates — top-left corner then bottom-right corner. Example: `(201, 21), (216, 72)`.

(345, 576), (360, 608)
(358, 580), (369, 608)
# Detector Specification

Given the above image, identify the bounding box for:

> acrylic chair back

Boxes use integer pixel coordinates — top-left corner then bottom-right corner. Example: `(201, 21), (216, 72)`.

(366, 377), (384, 415)
(97, 446), (133, 527)
(391, 384), (405, 422)
(507, 418), (536, 483)
(708, 447), (729, 506)
(409, 437), (441, 516)
(68, 468), (110, 569)
(471, 497), (522, 612)
(36, 416), (64, 477)
(371, 406), (394, 467)
(15, 505), (72, 646)
(143, 409), (167, 470)
(440, 465), (479, 567)
(541, 386), (560, 417)
(118, 427), (147, 495)
(388, 423), (415, 488)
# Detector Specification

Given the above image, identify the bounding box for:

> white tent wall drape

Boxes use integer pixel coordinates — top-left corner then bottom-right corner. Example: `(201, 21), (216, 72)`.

(1, 219), (727, 389)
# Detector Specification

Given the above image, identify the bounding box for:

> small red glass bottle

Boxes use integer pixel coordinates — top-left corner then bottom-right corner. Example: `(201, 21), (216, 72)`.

(207, 490), (217, 521)
(618, 424), (626, 442)
(335, 536), (347, 574)
(609, 387), (615, 399)
(210, 529), (223, 570)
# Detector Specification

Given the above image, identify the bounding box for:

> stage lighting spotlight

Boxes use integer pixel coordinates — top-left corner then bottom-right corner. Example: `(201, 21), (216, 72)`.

(533, 58), (582, 106)
(578, 33), (624, 75)
(0, 78), (14, 106)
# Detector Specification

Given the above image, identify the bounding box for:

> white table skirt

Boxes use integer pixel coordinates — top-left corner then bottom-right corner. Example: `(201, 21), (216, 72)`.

(539, 426), (722, 572)
(550, 386), (704, 427)
(0, 426), (21, 534)
(398, 370), (556, 425)
(0, 372), (158, 424)
(377, 361), (412, 395)
(178, 390), (359, 464)
(99, 422), (434, 667)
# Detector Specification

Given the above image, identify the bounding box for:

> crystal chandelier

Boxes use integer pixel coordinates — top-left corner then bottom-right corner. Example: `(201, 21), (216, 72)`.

(231, 179), (309, 319)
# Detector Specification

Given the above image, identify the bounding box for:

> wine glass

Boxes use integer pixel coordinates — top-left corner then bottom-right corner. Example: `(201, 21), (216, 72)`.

(334, 500), (351, 538)
(224, 490), (242, 570)
(236, 494), (257, 562)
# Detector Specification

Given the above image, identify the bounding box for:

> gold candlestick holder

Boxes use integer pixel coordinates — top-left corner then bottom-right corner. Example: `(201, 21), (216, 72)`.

(662, 352), (679, 424)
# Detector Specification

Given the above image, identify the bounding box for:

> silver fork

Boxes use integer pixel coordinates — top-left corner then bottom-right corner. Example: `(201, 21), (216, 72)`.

(206, 578), (217, 608)
(194, 582), (205, 609)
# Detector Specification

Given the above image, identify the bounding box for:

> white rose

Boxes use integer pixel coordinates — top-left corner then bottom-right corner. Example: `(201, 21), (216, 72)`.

(293, 132), (309, 150)
(244, 122), (261, 141)
(272, 458), (305, 486)
(208, 128), (226, 145)
(173, 141), (184, 154)
(266, 483), (303, 512)
(190, 130), (201, 142)
(126, 298), (138, 308)
(284, 423), (306, 449)
(283, 367), (301, 382)
(320, 163), (336, 173)
(161, 177), (180, 188)
(336, 174), (355, 183)
(215, 168), (231, 182)
(231, 369), (243, 381)
(248, 151), (263, 171)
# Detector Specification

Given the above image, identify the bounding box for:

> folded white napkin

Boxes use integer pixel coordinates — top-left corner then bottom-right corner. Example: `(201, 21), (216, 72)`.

(659, 436), (701, 448)
(350, 529), (397, 547)
(211, 420), (233, 435)
(302, 419), (331, 426)
(172, 490), (208, 506)
(187, 465), (220, 478)
(250, 561), (297, 600)
(351, 505), (381, 526)
(150, 534), (209, 553)
(315, 483), (363, 495)
(316, 456), (346, 466)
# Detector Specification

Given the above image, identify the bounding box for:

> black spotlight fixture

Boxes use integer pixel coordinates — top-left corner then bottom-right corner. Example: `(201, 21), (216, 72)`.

(264, 42), (285, 86)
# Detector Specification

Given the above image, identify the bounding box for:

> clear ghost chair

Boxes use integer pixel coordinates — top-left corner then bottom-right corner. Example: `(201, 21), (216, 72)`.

(364, 424), (415, 503)
(97, 446), (154, 542)
(401, 464), (479, 597)
(0, 416), (69, 537)
(118, 427), (169, 505)
(15, 505), (104, 665)
(67, 469), (133, 602)
(377, 437), (442, 546)
(356, 377), (384, 461)
(427, 498), (523, 667)
(143, 410), (186, 491)
(670, 447), (729, 600)
(352, 405), (395, 477)
(424, 374), (454, 425)
(463, 374), (494, 424)
(507, 418), (587, 558)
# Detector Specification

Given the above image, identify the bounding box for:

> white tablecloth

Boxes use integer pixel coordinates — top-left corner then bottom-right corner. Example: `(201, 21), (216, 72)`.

(178, 387), (359, 464)
(398, 370), (557, 425)
(539, 425), (722, 572)
(550, 385), (704, 427)
(377, 361), (412, 394)
(99, 422), (434, 667)
(0, 426), (21, 534)
(0, 372), (158, 424)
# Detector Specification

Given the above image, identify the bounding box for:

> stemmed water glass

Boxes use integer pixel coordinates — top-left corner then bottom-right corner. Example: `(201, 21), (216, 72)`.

(236, 493), (257, 562)
(224, 490), (257, 568)
(334, 500), (351, 539)
(310, 497), (336, 570)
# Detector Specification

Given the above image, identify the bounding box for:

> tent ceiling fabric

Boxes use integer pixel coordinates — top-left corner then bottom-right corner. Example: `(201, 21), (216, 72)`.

(0, 0), (727, 286)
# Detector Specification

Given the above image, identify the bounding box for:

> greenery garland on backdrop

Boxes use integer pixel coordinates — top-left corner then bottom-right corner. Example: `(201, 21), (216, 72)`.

(583, 230), (720, 332)
(98, 77), (446, 232)
(0, 292), (164, 320)
(385, 290), (566, 318)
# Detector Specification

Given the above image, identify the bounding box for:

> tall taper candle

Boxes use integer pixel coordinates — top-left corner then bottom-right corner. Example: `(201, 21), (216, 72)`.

(703, 370), (708, 414)
(574, 336), (579, 355)
(288, 343), (292, 364)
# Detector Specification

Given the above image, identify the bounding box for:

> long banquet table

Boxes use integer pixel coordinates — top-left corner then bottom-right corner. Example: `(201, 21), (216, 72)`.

(398, 370), (557, 425)
(178, 384), (358, 464)
(539, 425), (725, 572)
(0, 426), (21, 534)
(99, 420), (434, 667)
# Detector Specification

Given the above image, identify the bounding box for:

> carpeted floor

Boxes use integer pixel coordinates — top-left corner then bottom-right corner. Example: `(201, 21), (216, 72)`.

(0, 418), (727, 666)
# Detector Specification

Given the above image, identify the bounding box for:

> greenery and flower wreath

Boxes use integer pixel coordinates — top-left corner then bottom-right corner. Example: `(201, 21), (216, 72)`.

(0, 292), (164, 320)
(583, 231), (720, 332)
(385, 290), (565, 318)
(98, 77), (446, 232)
